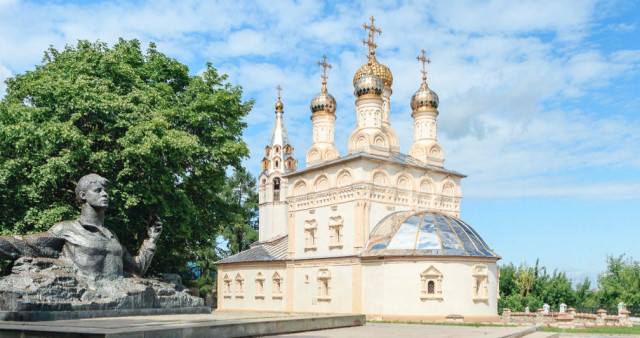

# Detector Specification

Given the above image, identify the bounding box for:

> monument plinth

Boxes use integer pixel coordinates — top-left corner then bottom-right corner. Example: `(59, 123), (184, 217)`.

(0, 174), (209, 321)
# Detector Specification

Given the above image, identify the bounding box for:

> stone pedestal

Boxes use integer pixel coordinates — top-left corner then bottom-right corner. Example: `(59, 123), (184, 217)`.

(556, 314), (573, 329)
(619, 309), (632, 327)
(502, 308), (511, 322)
(536, 309), (544, 324)
(0, 257), (208, 321)
(596, 309), (607, 326)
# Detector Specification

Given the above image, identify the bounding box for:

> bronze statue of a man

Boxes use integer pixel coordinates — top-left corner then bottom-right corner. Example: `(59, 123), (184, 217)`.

(0, 173), (162, 280)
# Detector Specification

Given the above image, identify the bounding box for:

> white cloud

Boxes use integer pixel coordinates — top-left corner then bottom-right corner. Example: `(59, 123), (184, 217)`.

(0, 61), (10, 97)
(0, 0), (638, 201)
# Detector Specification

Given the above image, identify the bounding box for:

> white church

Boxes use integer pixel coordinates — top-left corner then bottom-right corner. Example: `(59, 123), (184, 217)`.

(216, 18), (501, 322)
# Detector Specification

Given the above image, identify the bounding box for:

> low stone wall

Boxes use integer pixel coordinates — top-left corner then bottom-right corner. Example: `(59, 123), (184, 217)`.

(501, 306), (633, 329)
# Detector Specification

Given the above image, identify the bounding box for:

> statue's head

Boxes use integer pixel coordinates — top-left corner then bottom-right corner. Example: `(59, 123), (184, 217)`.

(75, 174), (109, 209)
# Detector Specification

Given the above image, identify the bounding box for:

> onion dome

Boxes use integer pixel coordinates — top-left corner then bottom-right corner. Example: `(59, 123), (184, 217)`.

(354, 71), (384, 97)
(310, 87), (337, 114)
(275, 97), (284, 111)
(311, 55), (337, 114)
(411, 81), (439, 110)
(362, 210), (499, 258)
(412, 50), (439, 109)
(353, 57), (393, 88)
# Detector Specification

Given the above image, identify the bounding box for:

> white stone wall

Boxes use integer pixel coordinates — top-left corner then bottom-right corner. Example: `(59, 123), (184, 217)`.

(362, 259), (498, 317)
(218, 257), (499, 319)
(291, 263), (355, 314)
(259, 173), (291, 241)
(218, 264), (287, 312)
(294, 202), (356, 258)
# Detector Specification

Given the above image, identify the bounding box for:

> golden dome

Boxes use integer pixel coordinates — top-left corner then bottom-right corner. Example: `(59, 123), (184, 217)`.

(275, 98), (284, 111)
(310, 88), (337, 114)
(353, 57), (393, 88)
(354, 72), (384, 97)
(411, 81), (439, 110)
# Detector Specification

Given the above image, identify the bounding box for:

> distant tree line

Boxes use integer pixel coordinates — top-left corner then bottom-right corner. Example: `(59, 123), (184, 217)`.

(499, 255), (640, 314)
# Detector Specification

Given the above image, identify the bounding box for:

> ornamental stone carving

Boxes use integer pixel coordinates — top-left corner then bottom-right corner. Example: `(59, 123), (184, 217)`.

(0, 174), (205, 320)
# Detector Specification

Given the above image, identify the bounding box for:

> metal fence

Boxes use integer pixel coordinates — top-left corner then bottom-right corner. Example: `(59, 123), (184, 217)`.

(575, 306), (640, 317)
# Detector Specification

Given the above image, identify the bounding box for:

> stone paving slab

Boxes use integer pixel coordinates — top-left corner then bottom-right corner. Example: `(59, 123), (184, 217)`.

(0, 311), (364, 337)
(275, 322), (538, 338)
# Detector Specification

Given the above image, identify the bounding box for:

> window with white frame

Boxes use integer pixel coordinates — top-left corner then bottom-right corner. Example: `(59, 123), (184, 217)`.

(328, 216), (343, 249)
(255, 272), (265, 299)
(272, 272), (283, 299)
(472, 264), (489, 301)
(223, 274), (232, 298)
(235, 273), (244, 298)
(317, 268), (331, 302)
(420, 266), (443, 301)
(304, 219), (317, 251)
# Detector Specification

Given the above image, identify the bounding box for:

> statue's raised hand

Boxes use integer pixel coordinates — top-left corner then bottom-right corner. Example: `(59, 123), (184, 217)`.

(147, 214), (163, 244)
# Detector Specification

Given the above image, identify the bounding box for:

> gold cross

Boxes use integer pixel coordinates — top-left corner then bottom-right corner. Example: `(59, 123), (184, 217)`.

(317, 54), (332, 88)
(276, 85), (282, 100)
(417, 49), (431, 81)
(362, 16), (382, 56)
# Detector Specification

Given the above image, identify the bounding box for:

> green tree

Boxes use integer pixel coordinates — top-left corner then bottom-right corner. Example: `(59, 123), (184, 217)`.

(597, 255), (640, 307)
(516, 263), (536, 297)
(0, 39), (253, 276)
(539, 270), (576, 308)
(499, 262), (518, 297)
(575, 277), (598, 307)
(219, 167), (258, 255)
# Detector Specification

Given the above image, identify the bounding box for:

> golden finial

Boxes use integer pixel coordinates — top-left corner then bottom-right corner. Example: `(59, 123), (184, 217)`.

(317, 54), (332, 91)
(362, 16), (382, 57)
(416, 49), (431, 83)
(275, 85), (283, 111)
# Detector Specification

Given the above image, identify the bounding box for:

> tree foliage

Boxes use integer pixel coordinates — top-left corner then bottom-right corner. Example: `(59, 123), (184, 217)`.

(0, 39), (253, 276)
(219, 167), (258, 255)
(597, 255), (640, 307)
(499, 255), (640, 313)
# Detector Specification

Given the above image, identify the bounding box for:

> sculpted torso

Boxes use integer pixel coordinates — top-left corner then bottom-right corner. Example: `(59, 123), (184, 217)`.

(0, 174), (161, 280)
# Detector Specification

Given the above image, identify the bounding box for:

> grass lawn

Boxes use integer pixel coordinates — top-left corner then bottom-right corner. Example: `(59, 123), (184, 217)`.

(541, 325), (640, 334)
(368, 320), (513, 328)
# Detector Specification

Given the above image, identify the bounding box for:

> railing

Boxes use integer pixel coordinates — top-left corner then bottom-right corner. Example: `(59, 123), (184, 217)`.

(574, 306), (640, 317)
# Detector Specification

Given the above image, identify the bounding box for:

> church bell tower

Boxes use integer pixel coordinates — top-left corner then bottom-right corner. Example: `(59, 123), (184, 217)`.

(258, 86), (297, 241)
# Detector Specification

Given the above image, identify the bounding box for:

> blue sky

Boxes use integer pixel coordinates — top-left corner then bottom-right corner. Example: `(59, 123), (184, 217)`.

(1, 0), (639, 284)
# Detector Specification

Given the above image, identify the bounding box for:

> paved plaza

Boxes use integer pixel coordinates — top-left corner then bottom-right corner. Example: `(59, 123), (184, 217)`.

(0, 311), (363, 337)
(275, 322), (538, 338)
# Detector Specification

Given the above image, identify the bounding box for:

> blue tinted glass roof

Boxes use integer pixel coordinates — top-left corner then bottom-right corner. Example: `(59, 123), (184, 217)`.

(361, 210), (499, 258)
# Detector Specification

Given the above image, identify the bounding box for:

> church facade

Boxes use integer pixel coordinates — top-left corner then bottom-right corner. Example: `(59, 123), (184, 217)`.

(216, 18), (500, 322)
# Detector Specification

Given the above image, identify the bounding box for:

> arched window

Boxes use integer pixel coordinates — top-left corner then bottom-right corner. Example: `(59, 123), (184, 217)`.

(235, 273), (244, 298)
(273, 177), (281, 201)
(420, 266), (443, 301)
(223, 274), (232, 298)
(255, 272), (265, 299)
(272, 272), (283, 299)
(472, 264), (489, 302)
(304, 219), (318, 251)
(317, 268), (331, 302)
(329, 216), (343, 249)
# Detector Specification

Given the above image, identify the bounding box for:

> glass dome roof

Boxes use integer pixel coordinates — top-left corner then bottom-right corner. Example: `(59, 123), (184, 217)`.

(362, 210), (499, 258)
